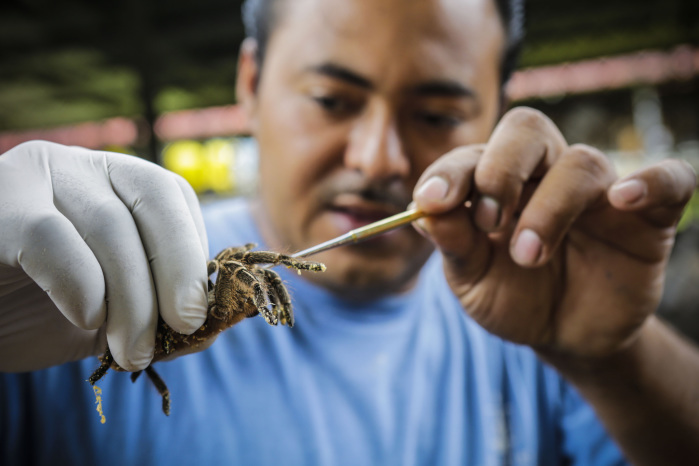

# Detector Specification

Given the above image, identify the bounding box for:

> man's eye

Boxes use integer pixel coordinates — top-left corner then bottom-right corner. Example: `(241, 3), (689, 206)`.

(416, 111), (463, 128)
(311, 95), (359, 116)
(313, 95), (344, 112)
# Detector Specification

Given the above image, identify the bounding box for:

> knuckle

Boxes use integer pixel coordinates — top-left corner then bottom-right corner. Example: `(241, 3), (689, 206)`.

(502, 107), (550, 132)
(87, 199), (132, 237)
(2, 141), (53, 168)
(92, 198), (128, 221)
(658, 159), (696, 203)
(134, 159), (173, 186)
(147, 167), (182, 196)
(477, 173), (523, 206)
(475, 154), (525, 196)
(23, 210), (70, 239)
(566, 144), (613, 180)
(11, 140), (53, 154)
(109, 152), (171, 186)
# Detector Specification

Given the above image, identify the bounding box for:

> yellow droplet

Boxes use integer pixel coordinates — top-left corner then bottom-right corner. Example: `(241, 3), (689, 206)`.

(92, 385), (106, 424)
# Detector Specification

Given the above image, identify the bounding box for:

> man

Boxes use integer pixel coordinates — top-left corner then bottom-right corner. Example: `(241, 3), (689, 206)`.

(1, 0), (698, 464)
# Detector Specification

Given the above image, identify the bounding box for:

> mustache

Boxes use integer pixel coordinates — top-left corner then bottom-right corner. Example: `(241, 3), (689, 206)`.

(318, 175), (412, 211)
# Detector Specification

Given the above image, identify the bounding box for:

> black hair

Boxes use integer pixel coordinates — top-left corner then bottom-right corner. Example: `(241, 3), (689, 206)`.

(241, 0), (278, 69)
(493, 0), (526, 86)
(241, 0), (525, 86)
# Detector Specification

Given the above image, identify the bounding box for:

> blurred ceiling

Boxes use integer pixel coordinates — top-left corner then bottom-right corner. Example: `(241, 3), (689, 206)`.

(0, 0), (697, 132)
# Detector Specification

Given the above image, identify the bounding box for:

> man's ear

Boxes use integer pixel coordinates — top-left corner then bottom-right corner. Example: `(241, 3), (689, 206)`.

(236, 38), (261, 132)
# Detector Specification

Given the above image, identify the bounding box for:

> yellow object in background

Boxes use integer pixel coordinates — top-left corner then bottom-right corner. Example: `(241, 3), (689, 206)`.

(162, 139), (236, 194)
(162, 140), (207, 192)
(202, 139), (236, 193)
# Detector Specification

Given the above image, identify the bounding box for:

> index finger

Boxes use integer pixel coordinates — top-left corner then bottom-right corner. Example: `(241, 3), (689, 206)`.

(473, 107), (568, 232)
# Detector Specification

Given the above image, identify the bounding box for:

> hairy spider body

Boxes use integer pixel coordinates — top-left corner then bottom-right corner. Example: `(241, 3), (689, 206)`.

(88, 244), (325, 417)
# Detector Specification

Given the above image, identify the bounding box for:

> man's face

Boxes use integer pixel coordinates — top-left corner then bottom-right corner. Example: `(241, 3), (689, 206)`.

(240, 0), (505, 298)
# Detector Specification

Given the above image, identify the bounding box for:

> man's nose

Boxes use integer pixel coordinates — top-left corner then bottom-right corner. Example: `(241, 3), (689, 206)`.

(344, 107), (410, 180)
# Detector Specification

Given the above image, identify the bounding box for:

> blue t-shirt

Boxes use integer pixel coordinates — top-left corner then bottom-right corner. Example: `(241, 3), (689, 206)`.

(1, 198), (626, 465)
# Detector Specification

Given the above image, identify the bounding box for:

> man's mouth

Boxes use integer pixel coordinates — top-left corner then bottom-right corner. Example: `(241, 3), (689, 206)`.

(327, 194), (404, 233)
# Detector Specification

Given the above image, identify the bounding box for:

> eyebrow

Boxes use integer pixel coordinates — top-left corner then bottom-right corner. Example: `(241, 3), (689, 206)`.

(413, 80), (476, 99)
(305, 62), (476, 99)
(306, 63), (373, 89)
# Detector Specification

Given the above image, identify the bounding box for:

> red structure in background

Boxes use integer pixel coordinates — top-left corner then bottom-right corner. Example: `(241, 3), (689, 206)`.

(1, 45), (697, 154)
(153, 105), (250, 142)
(506, 45), (699, 101)
(0, 117), (139, 154)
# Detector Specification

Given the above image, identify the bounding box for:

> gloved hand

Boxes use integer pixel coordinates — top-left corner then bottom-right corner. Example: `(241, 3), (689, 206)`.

(0, 141), (209, 372)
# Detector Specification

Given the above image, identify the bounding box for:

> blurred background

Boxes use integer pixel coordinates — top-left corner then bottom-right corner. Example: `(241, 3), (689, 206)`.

(2, 0), (699, 340)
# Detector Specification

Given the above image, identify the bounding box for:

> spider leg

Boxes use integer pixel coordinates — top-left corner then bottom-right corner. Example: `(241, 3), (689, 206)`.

(281, 257), (326, 273)
(207, 260), (220, 294)
(253, 268), (280, 324)
(233, 251), (325, 273)
(88, 347), (114, 385)
(214, 243), (257, 262)
(262, 268), (295, 327)
(207, 259), (219, 276)
(158, 321), (176, 355)
(143, 366), (171, 416)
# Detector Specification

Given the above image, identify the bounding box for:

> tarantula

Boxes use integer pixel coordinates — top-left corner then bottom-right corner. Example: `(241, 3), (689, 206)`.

(88, 243), (325, 417)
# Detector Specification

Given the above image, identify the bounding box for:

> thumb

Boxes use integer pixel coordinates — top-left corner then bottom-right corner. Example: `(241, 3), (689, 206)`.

(412, 145), (492, 286)
(412, 204), (493, 288)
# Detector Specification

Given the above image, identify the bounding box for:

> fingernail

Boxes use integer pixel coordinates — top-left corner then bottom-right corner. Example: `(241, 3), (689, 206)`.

(474, 196), (501, 231)
(414, 217), (429, 235)
(610, 179), (646, 205)
(415, 176), (449, 202)
(512, 229), (542, 266)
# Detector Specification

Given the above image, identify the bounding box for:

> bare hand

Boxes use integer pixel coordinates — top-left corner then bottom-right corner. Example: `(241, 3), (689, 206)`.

(413, 107), (696, 359)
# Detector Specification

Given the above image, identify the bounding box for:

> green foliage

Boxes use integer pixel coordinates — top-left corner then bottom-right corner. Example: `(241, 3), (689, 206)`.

(678, 190), (699, 232)
(0, 0), (696, 131)
(0, 49), (141, 130)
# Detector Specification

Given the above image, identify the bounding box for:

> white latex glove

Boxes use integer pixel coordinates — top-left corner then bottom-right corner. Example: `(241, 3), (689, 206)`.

(0, 141), (209, 372)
